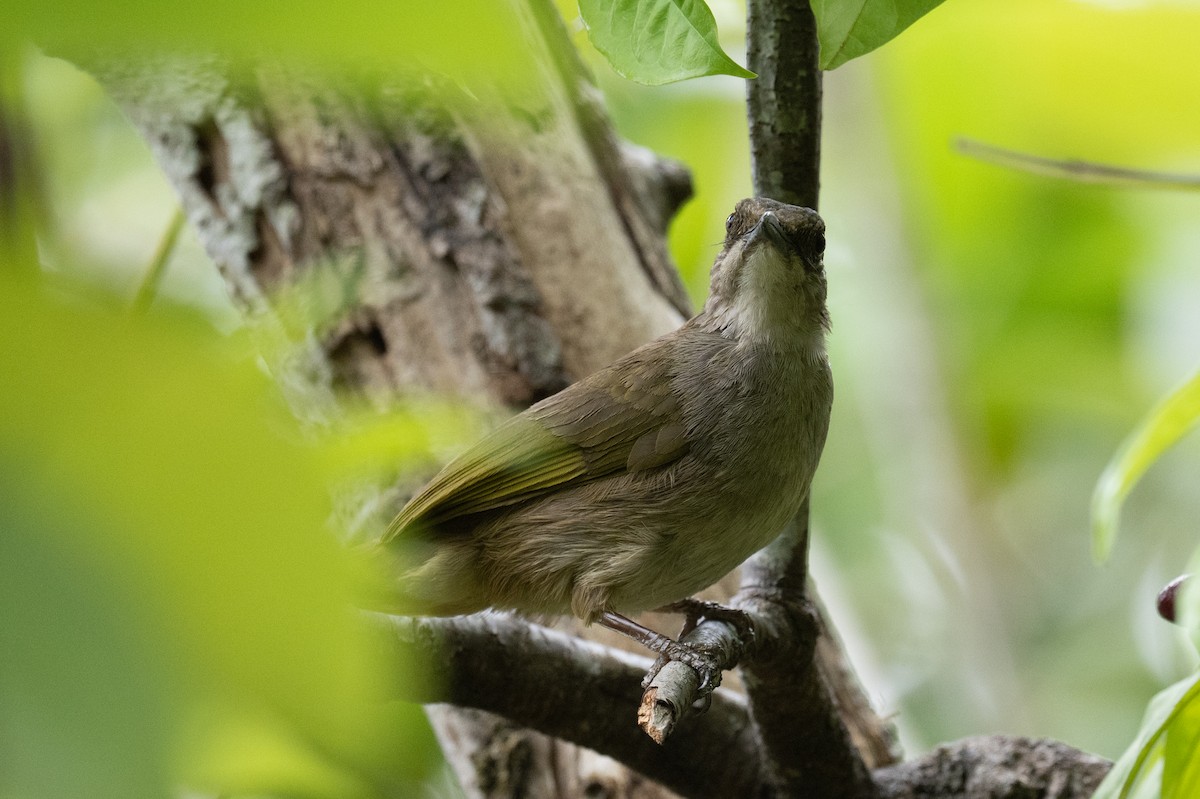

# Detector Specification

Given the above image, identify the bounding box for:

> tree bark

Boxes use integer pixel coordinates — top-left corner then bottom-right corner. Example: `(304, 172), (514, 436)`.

(874, 736), (1111, 799)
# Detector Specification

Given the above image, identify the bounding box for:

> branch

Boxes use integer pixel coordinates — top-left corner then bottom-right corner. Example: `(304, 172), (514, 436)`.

(381, 613), (770, 798)
(955, 137), (1200, 191)
(638, 616), (749, 744)
(381, 614), (1110, 799)
(874, 735), (1111, 799)
(525, 0), (694, 317)
(743, 3), (890, 795)
(737, 517), (879, 797)
(746, 0), (822, 209)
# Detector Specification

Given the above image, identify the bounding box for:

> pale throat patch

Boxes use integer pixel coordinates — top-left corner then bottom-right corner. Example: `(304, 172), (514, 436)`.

(729, 246), (822, 352)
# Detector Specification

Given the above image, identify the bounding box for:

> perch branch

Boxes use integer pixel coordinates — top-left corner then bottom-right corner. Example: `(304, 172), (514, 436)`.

(381, 612), (769, 798)
(381, 613), (1109, 799)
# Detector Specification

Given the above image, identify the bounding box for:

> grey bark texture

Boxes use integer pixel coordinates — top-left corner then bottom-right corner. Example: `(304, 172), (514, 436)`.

(747, 0), (822, 209)
(874, 736), (1112, 799)
(93, 0), (1112, 795)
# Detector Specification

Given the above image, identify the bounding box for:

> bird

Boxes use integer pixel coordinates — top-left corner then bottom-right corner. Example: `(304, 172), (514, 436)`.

(377, 197), (832, 679)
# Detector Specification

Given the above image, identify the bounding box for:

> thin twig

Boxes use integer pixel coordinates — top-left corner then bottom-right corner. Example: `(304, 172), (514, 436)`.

(956, 137), (1200, 190)
(131, 206), (185, 314)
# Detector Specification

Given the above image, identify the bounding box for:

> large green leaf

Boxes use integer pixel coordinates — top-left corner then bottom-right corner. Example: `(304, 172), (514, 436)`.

(813, 0), (947, 70)
(579, 0), (755, 85)
(1092, 369), (1200, 561)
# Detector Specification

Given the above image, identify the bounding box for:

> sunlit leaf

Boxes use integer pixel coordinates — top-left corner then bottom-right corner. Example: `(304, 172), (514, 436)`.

(1092, 369), (1200, 562)
(813, 0), (947, 70)
(1092, 674), (1200, 799)
(579, 0), (755, 85)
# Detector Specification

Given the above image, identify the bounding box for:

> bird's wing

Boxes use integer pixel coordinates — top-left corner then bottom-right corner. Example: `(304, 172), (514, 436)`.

(382, 347), (690, 541)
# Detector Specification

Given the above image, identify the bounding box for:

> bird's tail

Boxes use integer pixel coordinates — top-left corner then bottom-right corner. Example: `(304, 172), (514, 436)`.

(353, 540), (487, 618)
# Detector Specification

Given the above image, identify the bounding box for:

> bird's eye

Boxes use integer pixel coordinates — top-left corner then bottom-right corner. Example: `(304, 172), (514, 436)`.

(725, 213), (736, 233)
(814, 233), (826, 254)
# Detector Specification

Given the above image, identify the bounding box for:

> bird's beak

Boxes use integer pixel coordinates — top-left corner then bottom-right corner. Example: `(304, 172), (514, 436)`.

(752, 211), (794, 255)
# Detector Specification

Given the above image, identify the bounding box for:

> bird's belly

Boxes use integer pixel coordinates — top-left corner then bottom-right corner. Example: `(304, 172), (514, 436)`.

(479, 399), (824, 619)
(604, 470), (805, 614)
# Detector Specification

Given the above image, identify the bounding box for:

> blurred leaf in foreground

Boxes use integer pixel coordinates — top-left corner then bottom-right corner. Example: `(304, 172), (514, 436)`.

(1092, 369), (1200, 562)
(6, 0), (532, 90)
(0, 274), (436, 797)
(579, 0), (754, 85)
(813, 0), (946, 70)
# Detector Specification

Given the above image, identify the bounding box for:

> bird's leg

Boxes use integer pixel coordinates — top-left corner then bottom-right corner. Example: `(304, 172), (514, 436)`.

(597, 610), (682, 655)
(597, 611), (723, 694)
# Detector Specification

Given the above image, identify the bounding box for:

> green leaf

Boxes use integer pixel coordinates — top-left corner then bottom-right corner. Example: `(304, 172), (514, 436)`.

(579, 0), (755, 85)
(1164, 680), (1200, 799)
(1092, 674), (1200, 799)
(813, 0), (947, 70)
(1091, 369), (1200, 562)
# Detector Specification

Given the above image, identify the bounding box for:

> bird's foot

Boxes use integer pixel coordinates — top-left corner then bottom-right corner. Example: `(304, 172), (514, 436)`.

(640, 638), (724, 702)
(596, 610), (733, 710)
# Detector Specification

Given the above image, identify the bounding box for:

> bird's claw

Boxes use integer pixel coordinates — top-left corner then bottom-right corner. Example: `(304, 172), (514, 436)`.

(640, 641), (724, 710)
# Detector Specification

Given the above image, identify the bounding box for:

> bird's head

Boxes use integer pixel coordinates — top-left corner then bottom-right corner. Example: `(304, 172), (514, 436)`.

(702, 198), (828, 344)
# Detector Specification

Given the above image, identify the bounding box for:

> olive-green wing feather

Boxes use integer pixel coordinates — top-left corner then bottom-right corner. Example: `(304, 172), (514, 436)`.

(382, 347), (691, 541)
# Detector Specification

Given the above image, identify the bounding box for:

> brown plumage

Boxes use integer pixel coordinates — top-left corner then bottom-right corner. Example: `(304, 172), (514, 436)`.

(379, 198), (832, 632)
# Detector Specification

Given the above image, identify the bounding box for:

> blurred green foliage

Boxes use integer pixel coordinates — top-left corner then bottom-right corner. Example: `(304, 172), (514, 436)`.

(843, 0), (1200, 762)
(0, 275), (441, 797)
(5, 0), (532, 87)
